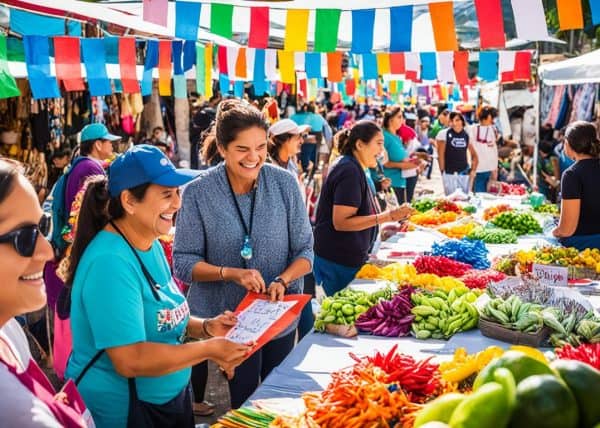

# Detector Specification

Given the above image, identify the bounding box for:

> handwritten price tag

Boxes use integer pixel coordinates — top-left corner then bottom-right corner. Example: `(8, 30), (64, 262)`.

(532, 263), (568, 287)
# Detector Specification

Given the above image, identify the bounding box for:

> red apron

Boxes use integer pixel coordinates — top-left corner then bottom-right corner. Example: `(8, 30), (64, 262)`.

(0, 338), (94, 428)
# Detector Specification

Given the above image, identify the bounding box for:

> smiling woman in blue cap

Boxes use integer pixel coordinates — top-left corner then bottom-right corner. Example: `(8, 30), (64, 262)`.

(63, 144), (252, 428)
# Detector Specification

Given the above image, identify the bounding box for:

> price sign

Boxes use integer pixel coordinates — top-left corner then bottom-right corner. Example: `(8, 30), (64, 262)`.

(532, 263), (568, 287)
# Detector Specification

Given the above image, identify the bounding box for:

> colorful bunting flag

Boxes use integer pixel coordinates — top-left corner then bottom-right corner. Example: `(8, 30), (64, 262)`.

(236, 48), (247, 79)
(437, 52), (455, 83)
(104, 37), (119, 64)
(478, 51), (499, 82)
(244, 48), (255, 81)
(234, 81), (245, 98)
(196, 44), (205, 95)
(376, 53), (391, 76)
(0, 36), (20, 99)
(23, 36), (60, 99)
(175, 1), (201, 40)
(218, 46), (228, 75)
(514, 51), (532, 81)
(118, 38), (140, 93)
(211, 3), (234, 39)
(351, 9), (375, 53)
(361, 53), (378, 80)
(390, 6), (413, 52)
(453, 51), (469, 85)
(265, 49), (277, 81)
(294, 52), (305, 72)
(183, 40), (196, 72)
(315, 9), (341, 52)
(158, 40), (172, 95)
(474, 0), (505, 49)
(81, 39), (111, 96)
(172, 40), (184, 75)
(249, 7), (269, 49)
(54, 37), (85, 91)
(278, 50), (295, 84)
(498, 51), (516, 82)
(511, 0), (548, 40)
(174, 75), (187, 98)
(590, 0), (600, 26)
(143, 0), (168, 26)
(390, 53), (405, 74)
(284, 9), (309, 51)
(345, 78), (356, 96)
(305, 53), (322, 79)
(10, 9), (81, 37)
(420, 53), (437, 81)
(405, 52), (421, 81)
(142, 40), (159, 96)
(204, 44), (213, 98)
(327, 52), (343, 82)
(253, 49), (268, 95)
(226, 47), (239, 80)
(219, 74), (230, 95)
(429, 2), (458, 51)
(557, 0), (583, 30)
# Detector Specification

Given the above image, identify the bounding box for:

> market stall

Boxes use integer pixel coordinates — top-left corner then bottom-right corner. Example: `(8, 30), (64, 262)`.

(214, 195), (600, 428)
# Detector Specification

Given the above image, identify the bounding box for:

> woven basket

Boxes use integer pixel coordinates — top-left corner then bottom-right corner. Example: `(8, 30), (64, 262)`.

(478, 317), (551, 347)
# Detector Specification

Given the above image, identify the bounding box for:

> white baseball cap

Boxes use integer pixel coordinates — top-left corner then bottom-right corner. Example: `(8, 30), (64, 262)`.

(268, 119), (310, 136)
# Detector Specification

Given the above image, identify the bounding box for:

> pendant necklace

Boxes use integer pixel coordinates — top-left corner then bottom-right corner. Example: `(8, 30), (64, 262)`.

(225, 171), (257, 264)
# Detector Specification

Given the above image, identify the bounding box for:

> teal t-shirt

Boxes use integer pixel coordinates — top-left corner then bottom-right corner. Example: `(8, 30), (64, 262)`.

(66, 231), (190, 428)
(382, 129), (407, 188)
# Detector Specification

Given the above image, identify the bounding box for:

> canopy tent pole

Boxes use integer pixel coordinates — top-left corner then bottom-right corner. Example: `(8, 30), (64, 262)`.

(533, 42), (540, 192)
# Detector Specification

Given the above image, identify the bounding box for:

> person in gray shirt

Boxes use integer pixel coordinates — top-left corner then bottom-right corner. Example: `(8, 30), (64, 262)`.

(173, 100), (313, 409)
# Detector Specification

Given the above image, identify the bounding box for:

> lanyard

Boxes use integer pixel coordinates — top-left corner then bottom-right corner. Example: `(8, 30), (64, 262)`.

(225, 170), (257, 263)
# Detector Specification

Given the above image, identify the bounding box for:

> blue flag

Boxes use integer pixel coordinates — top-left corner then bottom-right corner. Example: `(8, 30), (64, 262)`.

(305, 53), (322, 79)
(390, 6), (413, 52)
(175, 1), (201, 40)
(23, 36), (60, 99)
(420, 53), (437, 80)
(351, 9), (375, 53)
(479, 51), (499, 82)
(81, 38), (112, 96)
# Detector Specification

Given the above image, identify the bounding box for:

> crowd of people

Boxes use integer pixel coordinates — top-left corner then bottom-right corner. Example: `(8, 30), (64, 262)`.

(2, 91), (600, 427)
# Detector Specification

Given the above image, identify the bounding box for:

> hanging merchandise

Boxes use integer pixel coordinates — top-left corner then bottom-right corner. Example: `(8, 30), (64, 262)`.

(568, 83), (598, 123)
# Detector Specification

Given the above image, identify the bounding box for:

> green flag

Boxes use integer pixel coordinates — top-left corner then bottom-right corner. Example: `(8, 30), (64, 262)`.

(314, 9), (341, 52)
(0, 36), (20, 99)
(196, 44), (205, 95)
(210, 3), (233, 39)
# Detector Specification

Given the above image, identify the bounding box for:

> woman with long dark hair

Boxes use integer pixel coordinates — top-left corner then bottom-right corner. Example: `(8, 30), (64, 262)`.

(553, 121), (600, 249)
(173, 99), (313, 409)
(64, 145), (251, 428)
(313, 121), (413, 296)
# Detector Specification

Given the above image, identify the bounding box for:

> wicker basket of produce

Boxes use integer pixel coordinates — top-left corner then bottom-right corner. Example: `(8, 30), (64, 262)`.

(478, 317), (552, 347)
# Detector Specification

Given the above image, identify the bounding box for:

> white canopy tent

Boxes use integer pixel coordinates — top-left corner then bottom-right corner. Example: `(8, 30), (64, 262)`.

(539, 49), (600, 86)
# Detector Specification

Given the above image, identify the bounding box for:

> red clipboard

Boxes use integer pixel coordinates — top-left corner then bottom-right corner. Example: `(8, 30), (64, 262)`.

(231, 292), (311, 358)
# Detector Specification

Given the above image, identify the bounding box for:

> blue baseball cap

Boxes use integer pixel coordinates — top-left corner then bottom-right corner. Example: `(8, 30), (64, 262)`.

(80, 123), (121, 143)
(108, 144), (200, 197)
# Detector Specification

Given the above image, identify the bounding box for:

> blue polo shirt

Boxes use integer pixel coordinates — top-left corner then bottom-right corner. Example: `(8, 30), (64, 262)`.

(66, 231), (190, 428)
(382, 129), (407, 188)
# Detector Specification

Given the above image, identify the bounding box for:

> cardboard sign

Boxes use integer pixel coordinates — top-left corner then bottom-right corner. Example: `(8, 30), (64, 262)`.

(532, 263), (568, 287)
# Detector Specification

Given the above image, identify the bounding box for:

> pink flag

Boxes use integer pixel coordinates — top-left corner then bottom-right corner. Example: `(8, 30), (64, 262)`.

(143, 0), (168, 27)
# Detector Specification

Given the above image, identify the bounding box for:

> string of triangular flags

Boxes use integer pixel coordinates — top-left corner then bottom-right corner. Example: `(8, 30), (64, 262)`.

(0, 34), (533, 100)
(165, 0), (598, 51)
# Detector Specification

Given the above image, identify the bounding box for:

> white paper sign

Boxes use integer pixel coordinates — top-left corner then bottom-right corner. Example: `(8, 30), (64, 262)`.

(532, 263), (568, 287)
(226, 300), (297, 344)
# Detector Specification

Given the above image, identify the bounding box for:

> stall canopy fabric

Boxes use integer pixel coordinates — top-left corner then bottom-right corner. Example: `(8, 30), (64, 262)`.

(539, 49), (600, 86)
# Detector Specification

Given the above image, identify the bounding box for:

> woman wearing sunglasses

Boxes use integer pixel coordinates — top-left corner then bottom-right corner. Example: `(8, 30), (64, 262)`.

(63, 145), (252, 428)
(0, 159), (89, 427)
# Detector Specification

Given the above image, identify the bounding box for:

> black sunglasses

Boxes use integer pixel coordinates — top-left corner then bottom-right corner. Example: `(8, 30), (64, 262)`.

(0, 213), (51, 257)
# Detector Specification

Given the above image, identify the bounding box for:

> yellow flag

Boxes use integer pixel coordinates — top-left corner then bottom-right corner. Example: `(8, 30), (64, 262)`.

(284, 9), (309, 51)
(278, 50), (296, 84)
(389, 80), (397, 95)
(205, 43), (213, 98)
(377, 53), (391, 76)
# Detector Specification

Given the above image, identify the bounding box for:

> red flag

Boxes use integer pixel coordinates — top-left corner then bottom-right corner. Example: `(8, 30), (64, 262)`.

(345, 78), (356, 96)
(119, 37), (140, 94)
(390, 53), (405, 74)
(474, 0), (505, 48)
(54, 37), (85, 91)
(514, 51), (532, 82)
(249, 7), (269, 49)
(158, 40), (172, 96)
(461, 86), (469, 102)
(218, 45), (228, 75)
(453, 51), (469, 85)
(298, 78), (307, 97)
(327, 52), (343, 83)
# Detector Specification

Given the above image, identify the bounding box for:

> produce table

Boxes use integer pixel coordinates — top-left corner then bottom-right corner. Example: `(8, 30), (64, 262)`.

(249, 293), (600, 403)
